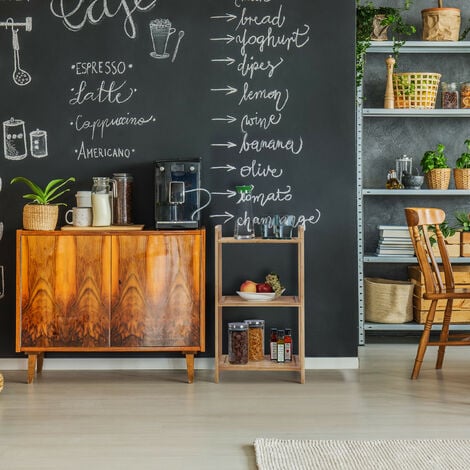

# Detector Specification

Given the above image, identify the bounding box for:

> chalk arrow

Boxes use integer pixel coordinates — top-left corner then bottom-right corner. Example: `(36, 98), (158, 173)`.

(210, 164), (237, 172)
(210, 13), (237, 22)
(211, 115), (237, 124)
(210, 211), (235, 224)
(211, 142), (237, 149)
(210, 85), (237, 95)
(211, 57), (236, 66)
(210, 35), (235, 44)
(211, 189), (237, 198)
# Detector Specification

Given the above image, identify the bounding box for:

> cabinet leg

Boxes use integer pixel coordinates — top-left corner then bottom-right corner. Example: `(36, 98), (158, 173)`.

(184, 353), (194, 384)
(37, 353), (44, 374)
(27, 354), (37, 384)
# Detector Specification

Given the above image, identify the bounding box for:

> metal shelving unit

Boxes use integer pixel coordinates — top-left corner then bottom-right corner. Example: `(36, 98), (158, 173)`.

(357, 41), (470, 344)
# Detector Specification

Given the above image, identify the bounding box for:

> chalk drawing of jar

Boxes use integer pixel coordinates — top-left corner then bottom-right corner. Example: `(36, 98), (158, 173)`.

(30, 129), (48, 158)
(3, 117), (27, 160)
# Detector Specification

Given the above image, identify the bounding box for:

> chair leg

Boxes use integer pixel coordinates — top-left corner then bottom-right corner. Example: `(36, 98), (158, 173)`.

(436, 298), (453, 370)
(412, 299), (438, 379)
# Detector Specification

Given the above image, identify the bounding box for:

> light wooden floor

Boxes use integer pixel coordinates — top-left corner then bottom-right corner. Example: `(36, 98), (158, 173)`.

(2, 343), (470, 470)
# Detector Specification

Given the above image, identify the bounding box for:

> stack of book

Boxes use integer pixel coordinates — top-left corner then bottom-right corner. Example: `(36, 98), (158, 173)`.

(376, 225), (415, 257)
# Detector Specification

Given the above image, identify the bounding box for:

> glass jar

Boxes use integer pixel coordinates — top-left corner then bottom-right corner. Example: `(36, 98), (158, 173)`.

(111, 173), (133, 225)
(91, 177), (112, 226)
(234, 185), (255, 239)
(461, 82), (470, 108)
(228, 322), (248, 364)
(246, 319), (265, 361)
(395, 155), (412, 185)
(441, 82), (459, 109)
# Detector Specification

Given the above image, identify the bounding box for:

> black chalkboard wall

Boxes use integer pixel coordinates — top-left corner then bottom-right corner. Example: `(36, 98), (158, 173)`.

(0, 0), (357, 359)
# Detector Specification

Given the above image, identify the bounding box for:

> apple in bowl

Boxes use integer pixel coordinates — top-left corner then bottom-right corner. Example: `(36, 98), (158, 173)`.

(256, 282), (273, 293)
(239, 280), (258, 293)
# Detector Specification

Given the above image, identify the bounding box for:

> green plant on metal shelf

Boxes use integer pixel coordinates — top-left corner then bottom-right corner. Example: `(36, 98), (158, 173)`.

(427, 221), (456, 246)
(356, 0), (415, 90)
(456, 139), (470, 169)
(420, 144), (449, 173)
(454, 211), (470, 232)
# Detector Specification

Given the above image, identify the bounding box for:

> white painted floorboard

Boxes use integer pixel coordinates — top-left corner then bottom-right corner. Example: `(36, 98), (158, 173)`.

(1, 343), (470, 470)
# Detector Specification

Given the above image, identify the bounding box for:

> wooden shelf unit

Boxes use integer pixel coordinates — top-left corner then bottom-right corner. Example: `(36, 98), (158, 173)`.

(214, 225), (305, 383)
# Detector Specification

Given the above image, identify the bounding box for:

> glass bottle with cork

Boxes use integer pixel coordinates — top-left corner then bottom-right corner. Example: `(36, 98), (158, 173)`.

(284, 328), (292, 362)
(270, 328), (278, 361)
(276, 329), (285, 363)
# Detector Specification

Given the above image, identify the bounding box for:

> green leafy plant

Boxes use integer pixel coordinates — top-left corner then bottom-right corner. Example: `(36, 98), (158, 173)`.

(456, 139), (470, 169)
(10, 176), (75, 205)
(428, 221), (456, 245)
(455, 211), (470, 232)
(356, 0), (415, 89)
(420, 144), (449, 173)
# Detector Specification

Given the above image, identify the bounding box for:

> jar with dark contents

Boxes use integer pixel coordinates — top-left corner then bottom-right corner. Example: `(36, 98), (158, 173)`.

(228, 322), (248, 364)
(246, 319), (265, 361)
(112, 173), (133, 225)
(441, 82), (459, 109)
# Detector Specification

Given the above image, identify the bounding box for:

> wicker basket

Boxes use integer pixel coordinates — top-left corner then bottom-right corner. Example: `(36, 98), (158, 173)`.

(365, 278), (413, 323)
(393, 72), (441, 109)
(23, 204), (59, 230)
(454, 168), (470, 190)
(425, 168), (451, 190)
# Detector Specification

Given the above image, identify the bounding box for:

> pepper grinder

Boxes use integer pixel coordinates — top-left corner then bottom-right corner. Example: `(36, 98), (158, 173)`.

(384, 55), (395, 109)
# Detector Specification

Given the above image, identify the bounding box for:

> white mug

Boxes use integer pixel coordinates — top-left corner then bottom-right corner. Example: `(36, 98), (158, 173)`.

(75, 191), (92, 208)
(65, 207), (92, 227)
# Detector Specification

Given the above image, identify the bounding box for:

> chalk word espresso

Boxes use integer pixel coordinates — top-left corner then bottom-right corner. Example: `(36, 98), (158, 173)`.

(50, 0), (157, 39)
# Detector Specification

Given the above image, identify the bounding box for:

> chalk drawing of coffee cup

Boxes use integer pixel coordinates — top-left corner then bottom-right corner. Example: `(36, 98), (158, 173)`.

(149, 19), (175, 59)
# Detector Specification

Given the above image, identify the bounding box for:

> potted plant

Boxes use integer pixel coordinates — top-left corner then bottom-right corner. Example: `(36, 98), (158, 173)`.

(428, 221), (460, 257)
(454, 139), (470, 189)
(356, 0), (415, 89)
(420, 143), (451, 189)
(10, 176), (75, 230)
(422, 1), (461, 41)
(454, 211), (470, 256)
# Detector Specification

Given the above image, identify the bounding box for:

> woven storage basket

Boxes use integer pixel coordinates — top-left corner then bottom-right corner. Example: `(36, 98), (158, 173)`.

(23, 204), (59, 230)
(393, 72), (441, 109)
(425, 168), (451, 190)
(365, 277), (413, 323)
(453, 168), (470, 190)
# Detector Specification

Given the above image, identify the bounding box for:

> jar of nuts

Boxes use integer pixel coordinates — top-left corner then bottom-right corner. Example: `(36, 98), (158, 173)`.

(246, 319), (265, 361)
(228, 322), (248, 364)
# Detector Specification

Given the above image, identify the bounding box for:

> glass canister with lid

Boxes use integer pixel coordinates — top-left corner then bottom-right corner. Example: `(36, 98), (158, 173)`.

(246, 319), (265, 361)
(228, 322), (248, 364)
(441, 82), (459, 109)
(111, 173), (133, 225)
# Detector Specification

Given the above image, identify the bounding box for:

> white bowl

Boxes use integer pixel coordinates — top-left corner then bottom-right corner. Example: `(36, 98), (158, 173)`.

(236, 291), (276, 301)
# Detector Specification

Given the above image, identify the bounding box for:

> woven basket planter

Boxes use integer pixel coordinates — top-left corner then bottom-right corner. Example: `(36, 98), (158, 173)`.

(454, 168), (470, 190)
(422, 8), (461, 41)
(425, 168), (451, 190)
(393, 72), (441, 109)
(23, 204), (59, 230)
(365, 278), (413, 323)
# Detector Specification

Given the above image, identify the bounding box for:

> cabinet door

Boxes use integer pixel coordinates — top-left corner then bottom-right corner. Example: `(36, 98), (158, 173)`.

(17, 235), (111, 348)
(110, 234), (203, 348)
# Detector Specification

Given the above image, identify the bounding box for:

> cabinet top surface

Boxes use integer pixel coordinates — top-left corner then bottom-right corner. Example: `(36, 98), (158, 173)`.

(17, 228), (206, 236)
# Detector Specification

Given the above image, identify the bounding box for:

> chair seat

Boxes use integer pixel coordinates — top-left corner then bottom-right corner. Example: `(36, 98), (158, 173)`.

(424, 288), (470, 300)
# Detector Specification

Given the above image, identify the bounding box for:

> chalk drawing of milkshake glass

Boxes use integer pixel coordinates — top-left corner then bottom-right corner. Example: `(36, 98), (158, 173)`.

(150, 19), (175, 59)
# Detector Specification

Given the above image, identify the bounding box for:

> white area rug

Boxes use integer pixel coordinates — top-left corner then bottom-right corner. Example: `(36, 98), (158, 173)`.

(254, 438), (470, 470)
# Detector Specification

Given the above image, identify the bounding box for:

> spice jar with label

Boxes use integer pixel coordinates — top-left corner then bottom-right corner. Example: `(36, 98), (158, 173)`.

(246, 319), (265, 361)
(441, 82), (459, 109)
(228, 322), (248, 364)
(270, 328), (278, 361)
(461, 82), (470, 108)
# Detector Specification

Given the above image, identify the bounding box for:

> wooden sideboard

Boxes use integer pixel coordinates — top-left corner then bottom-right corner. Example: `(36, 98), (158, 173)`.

(16, 229), (206, 383)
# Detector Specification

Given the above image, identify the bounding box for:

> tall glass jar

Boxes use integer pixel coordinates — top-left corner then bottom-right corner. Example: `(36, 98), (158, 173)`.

(461, 82), (470, 108)
(246, 319), (265, 361)
(111, 173), (133, 225)
(234, 185), (255, 239)
(441, 82), (459, 109)
(228, 322), (248, 364)
(91, 177), (112, 226)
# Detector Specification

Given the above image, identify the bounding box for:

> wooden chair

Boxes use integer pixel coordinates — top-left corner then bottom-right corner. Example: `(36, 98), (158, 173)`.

(405, 207), (470, 379)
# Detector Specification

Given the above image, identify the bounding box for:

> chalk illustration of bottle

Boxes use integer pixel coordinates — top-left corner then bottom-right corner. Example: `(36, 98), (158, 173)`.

(3, 117), (27, 160)
(30, 129), (48, 158)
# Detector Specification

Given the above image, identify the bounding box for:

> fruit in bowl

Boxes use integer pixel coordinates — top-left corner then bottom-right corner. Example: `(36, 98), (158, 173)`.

(256, 282), (273, 293)
(239, 280), (257, 293)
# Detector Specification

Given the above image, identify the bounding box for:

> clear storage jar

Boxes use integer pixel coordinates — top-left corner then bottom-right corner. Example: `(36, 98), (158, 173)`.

(246, 319), (265, 361)
(461, 82), (470, 108)
(228, 322), (248, 364)
(441, 82), (459, 109)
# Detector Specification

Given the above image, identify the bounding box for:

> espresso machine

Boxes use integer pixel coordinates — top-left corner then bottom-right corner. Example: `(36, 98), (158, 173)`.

(154, 159), (204, 229)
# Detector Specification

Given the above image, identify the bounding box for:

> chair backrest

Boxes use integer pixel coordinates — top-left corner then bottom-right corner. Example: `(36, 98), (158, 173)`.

(404, 207), (455, 294)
